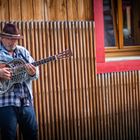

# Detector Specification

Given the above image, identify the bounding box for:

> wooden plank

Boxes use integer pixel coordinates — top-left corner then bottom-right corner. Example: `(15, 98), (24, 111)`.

(21, 0), (33, 20)
(118, 0), (123, 48)
(8, 0), (21, 20)
(77, 0), (93, 20)
(67, 0), (78, 20)
(67, 21), (79, 140)
(44, 0), (67, 20)
(0, 0), (9, 20)
(32, 0), (44, 20)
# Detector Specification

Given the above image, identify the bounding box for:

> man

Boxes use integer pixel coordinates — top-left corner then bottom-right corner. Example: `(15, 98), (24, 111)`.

(0, 23), (39, 140)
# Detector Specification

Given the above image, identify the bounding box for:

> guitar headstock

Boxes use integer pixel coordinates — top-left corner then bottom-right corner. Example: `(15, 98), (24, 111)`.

(56, 49), (73, 60)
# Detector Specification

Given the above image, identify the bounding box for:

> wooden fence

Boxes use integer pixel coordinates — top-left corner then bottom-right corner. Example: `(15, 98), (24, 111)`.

(0, 21), (140, 140)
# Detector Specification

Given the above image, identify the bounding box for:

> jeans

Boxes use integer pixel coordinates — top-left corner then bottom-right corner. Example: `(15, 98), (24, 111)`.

(0, 106), (38, 140)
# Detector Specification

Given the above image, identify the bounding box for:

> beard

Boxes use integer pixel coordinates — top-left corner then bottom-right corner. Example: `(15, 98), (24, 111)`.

(1, 38), (17, 52)
(4, 45), (16, 52)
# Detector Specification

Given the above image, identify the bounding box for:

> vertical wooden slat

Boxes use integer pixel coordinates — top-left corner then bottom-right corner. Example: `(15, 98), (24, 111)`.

(84, 21), (92, 140)
(63, 21), (74, 140)
(56, 22), (65, 140)
(67, 21), (78, 140)
(78, 21), (87, 140)
(88, 21), (96, 140)
(135, 71), (140, 138)
(48, 21), (56, 140)
(56, 21), (66, 140)
(45, 21), (52, 140)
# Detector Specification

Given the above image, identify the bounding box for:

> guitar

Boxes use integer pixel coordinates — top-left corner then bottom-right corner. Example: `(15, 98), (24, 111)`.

(0, 49), (72, 95)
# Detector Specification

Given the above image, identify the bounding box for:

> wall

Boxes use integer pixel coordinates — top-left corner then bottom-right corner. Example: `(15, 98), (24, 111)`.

(0, 0), (93, 21)
(0, 0), (140, 140)
(0, 20), (96, 140)
(1, 20), (140, 140)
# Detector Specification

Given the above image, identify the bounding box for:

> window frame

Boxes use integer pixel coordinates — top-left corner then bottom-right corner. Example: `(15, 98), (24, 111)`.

(94, 0), (140, 74)
(105, 0), (140, 56)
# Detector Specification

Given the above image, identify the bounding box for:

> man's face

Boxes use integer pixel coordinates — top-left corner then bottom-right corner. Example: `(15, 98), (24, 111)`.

(1, 37), (18, 51)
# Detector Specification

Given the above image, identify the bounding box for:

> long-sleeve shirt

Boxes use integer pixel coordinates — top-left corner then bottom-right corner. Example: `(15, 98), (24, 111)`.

(0, 43), (39, 107)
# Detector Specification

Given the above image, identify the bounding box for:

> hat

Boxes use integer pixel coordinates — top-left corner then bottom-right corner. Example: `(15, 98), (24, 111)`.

(0, 23), (23, 39)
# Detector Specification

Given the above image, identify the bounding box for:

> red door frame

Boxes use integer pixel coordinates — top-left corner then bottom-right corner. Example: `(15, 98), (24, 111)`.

(94, 0), (140, 74)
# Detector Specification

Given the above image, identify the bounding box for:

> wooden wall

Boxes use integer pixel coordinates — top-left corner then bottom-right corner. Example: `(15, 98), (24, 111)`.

(96, 71), (140, 140)
(0, 21), (96, 140)
(0, 0), (93, 21)
(1, 20), (140, 140)
(0, 0), (140, 140)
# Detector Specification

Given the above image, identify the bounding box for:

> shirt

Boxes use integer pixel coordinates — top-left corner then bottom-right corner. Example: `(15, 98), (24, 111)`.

(0, 43), (39, 107)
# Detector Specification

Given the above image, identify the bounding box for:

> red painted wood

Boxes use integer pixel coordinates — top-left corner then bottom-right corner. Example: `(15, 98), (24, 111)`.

(97, 60), (140, 74)
(94, 0), (105, 63)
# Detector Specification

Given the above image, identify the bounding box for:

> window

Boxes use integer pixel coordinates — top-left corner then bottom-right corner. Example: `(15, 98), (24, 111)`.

(94, 0), (140, 73)
(103, 0), (140, 57)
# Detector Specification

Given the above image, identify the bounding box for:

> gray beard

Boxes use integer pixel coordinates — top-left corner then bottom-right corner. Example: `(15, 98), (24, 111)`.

(5, 45), (16, 52)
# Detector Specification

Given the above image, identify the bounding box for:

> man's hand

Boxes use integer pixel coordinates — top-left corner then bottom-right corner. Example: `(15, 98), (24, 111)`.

(0, 67), (12, 80)
(25, 64), (36, 76)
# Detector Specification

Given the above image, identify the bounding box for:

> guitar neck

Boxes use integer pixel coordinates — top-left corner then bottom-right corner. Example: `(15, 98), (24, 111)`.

(31, 55), (56, 67)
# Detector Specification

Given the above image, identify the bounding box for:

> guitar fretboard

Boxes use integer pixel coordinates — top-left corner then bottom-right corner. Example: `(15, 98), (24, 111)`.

(31, 56), (56, 66)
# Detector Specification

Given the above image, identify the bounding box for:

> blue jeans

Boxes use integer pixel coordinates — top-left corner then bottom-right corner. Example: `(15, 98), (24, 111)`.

(0, 106), (38, 140)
